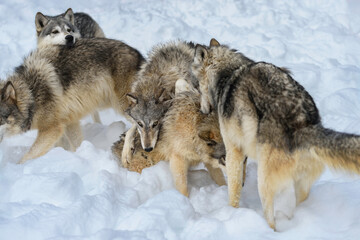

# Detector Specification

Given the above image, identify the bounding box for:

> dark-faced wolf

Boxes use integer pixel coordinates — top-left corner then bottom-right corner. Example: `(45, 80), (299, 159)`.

(0, 38), (144, 163)
(193, 38), (360, 230)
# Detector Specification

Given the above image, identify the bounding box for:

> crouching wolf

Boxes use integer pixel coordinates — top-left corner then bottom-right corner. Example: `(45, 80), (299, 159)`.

(114, 85), (249, 195)
(35, 8), (105, 48)
(121, 41), (198, 166)
(0, 38), (144, 163)
(114, 90), (228, 194)
(193, 38), (360, 230)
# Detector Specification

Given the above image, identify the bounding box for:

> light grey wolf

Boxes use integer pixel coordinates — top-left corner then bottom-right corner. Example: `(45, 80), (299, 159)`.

(0, 38), (144, 163)
(35, 8), (105, 48)
(192, 38), (360, 230)
(121, 41), (198, 167)
(113, 90), (228, 194)
(35, 8), (105, 123)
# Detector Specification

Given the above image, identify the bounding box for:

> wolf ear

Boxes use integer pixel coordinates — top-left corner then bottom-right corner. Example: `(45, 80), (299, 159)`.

(2, 81), (17, 103)
(210, 38), (220, 47)
(198, 129), (215, 141)
(175, 78), (198, 95)
(126, 93), (138, 105)
(35, 12), (49, 34)
(194, 45), (208, 64)
(156, 88), (171, 103)
(198, 129), (217, 147)
(64, 8), (75, 25)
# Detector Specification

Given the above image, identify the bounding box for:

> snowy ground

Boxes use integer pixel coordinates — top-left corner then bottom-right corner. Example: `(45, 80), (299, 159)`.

(0, 0), (360, 239)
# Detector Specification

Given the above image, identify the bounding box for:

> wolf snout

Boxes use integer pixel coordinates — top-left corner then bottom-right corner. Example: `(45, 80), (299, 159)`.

(65, 35), (74, 41)
(65, 35), (74, 46)
(144, 147), (153, 152)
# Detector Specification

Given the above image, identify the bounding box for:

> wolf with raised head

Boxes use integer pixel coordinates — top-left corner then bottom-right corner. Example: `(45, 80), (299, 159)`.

(35, 8), (105, 123)
(121, 41), (198, 167)
(0, 38), (144, 163)
(192, 38), (360, 230)
(35, 8), (104, 48)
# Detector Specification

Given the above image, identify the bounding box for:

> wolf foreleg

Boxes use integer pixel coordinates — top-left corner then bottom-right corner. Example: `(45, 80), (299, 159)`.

(121, 124), (137, 167)
(19, 124), (65, 163)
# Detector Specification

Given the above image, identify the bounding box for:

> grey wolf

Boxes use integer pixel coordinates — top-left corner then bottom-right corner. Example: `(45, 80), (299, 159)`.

(0, 38), (144, 163)
(35, 8), (105, 48)
(192, 38), (360, 230)
(113, 90), (228, 194)
(35, 8), (105, 123)
(121, 41), (198, 167)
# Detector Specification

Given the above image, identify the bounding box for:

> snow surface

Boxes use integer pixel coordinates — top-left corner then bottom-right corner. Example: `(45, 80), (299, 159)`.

(0, 0), (360, 239)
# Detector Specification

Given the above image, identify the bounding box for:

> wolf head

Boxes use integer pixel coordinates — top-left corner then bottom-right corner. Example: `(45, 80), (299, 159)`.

(197, 111), (226, 166)
(126, 89), (172, 152)
(0, 81), (29, 142)
(191, 38), (222, 114)
(35, 8), (81, 47)
(192, 38), (252, 114)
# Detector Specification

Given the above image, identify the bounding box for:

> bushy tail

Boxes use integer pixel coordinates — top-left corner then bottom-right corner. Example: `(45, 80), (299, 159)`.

(297, 125), (360, 174)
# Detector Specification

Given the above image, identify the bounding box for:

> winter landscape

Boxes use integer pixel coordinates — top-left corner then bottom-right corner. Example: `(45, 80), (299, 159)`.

(0, 0), (360, 239)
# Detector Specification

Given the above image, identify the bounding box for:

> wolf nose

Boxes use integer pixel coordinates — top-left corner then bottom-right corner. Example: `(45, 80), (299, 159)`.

(144, 147), (153, 152)
(65, 35), (74, 41)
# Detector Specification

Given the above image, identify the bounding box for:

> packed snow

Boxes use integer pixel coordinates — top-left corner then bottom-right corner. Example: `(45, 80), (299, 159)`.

(0, 0), (360, 239)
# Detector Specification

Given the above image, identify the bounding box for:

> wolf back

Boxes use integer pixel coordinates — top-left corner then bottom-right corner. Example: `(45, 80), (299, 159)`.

(193, 39), (360, 230)
(0, 38), (144, 162)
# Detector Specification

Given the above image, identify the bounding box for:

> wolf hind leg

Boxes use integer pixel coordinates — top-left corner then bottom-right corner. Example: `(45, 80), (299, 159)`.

(55, 122), (83, 151)
(205, 163), (226, 186)
(294, 159), (324, 205)
(55, 135), (71, 150)
(258, 160), (276, 229)
(225, 144), (245, 208)
(19, 124), (65, 163)
(242, 157), (248, 186)
(258, 144), (296, 230)
(64, 121), (83, 151)
(91, 111), (101, 124)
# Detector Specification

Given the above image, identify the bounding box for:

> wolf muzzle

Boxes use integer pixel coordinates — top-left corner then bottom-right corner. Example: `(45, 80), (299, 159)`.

(144, 147), (153, 152)
(65, 35), (74, 46)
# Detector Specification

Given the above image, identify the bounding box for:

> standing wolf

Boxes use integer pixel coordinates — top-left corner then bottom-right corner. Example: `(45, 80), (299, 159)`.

(193, 38), (360, 230)
(35, 8), (105, 48)
(121, 41), (198, 166)
(35, 8), (105, 123)
(0, 38), (144, 163)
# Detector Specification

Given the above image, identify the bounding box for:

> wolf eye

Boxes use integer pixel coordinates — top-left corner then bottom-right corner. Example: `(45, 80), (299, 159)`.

(207, 140), (217, 146)
(137, 121), (143, 128)
(66, 28), (72, 32)
(52, 30), (59, 34)
(151, 121), (158, 128)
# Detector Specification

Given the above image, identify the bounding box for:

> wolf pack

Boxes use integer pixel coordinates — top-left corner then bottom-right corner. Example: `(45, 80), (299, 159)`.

(0, 8), (359, 230)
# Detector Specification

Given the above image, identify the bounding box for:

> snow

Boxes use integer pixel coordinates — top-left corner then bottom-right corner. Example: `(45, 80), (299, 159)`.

(0, 0), (360, 239)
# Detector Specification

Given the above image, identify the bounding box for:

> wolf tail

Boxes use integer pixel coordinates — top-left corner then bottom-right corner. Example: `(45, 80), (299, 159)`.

(297, 125), (360, 174)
